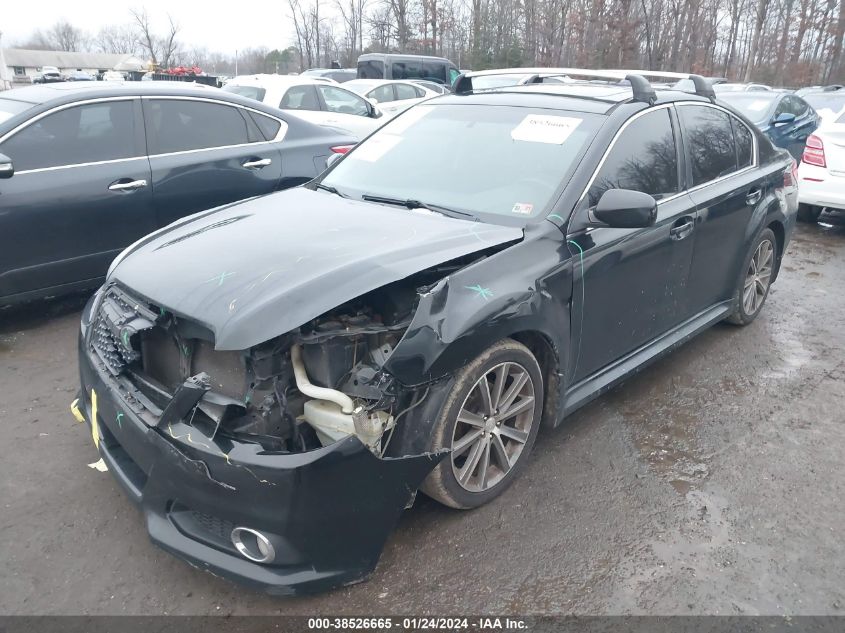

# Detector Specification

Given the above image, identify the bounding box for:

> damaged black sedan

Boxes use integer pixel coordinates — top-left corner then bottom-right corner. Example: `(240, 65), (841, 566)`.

(73, 71), (798, 594)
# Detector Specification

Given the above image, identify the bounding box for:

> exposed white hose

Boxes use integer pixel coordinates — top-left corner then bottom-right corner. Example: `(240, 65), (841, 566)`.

(290, 344), (355, 414)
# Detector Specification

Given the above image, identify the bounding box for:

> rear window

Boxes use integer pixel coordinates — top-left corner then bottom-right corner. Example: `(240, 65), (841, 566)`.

(322, 104), (604, 222)
(0, 98), (34, 124)
(222, 85), (267, 102)
(804, 93), (845, 119)
(719, 94), (777, 123)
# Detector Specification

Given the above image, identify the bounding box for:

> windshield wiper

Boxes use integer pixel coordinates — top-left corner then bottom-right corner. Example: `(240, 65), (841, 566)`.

(361, 194), (475, 219)
(315, 182), (348, 198)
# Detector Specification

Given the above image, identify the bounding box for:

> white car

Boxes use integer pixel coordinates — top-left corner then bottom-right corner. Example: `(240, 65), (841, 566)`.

(102, 70), (126, 82)
(222, 74), (385, 140)
(342, 79), (440, 116)
(796, 118), (845, 222)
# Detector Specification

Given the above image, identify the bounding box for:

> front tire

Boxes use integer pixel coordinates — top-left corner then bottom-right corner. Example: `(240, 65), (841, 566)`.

(420, 339), (543, 509)
(797, 203), (822, 223)
(726, 228), (776, 326)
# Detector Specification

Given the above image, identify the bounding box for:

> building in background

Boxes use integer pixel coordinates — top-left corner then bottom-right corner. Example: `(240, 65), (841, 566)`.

(0, 49), (146, 87)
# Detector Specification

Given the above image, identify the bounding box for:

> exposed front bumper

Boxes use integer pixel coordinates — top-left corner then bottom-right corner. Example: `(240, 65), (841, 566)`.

(76, 334), (445, 595)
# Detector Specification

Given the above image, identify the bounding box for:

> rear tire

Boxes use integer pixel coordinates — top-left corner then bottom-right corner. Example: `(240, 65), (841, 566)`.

(420, 339), (543, 509)
(726, 228), (777, 326)
(797, 203), (822, 223)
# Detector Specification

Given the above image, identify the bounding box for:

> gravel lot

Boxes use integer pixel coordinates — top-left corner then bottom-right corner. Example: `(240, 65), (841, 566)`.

(1, 220), (844, 616)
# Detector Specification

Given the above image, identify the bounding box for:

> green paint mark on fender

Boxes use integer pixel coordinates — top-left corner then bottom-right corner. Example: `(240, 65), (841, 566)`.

(465, 284), (494, 300)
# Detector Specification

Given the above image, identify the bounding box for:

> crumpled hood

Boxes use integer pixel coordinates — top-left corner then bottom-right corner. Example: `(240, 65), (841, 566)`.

(110, 187), (522, 350)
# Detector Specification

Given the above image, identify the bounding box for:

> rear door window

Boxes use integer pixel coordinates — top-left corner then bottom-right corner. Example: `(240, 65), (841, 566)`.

(370, 84), (394, 103)
(248, 111), (284, 141)
(678, 105), (738, 186)
(0, 100), (137, 171)
(280, 85), (321, 111)
(587, 108), (679, 206)
(395, 83), (421, 100)
(317, 85), (370, 117)
(145, 99), (258, 154)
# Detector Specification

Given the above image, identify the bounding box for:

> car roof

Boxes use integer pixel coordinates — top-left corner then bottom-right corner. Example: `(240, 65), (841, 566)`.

(226, 74), (329, 87)
(432, 82), (714, 114)
(718, 91), (780, 102)
(1, 80), (222, 106)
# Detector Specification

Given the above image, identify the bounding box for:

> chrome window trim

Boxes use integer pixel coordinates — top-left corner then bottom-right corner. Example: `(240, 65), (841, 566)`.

(15, 156), (148, 176)
(577, 100), (759, 210)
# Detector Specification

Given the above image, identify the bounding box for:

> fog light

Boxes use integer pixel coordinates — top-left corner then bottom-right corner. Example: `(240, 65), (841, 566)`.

(231, 527), (275, 564)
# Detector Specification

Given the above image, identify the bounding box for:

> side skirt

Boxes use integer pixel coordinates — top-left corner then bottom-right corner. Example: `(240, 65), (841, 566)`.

(561, 301), (733, 418)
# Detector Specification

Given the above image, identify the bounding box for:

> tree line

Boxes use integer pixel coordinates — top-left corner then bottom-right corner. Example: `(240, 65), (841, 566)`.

(13, 0), (845, 86)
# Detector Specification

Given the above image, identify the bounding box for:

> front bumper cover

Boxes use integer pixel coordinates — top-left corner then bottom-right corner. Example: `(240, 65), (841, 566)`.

(76, 336), (446, 595)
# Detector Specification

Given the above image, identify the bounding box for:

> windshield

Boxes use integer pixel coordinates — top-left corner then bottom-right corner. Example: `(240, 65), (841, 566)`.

(222, 85), (267, 102)
(0, 98), (34, 124)
(804, 93), (845, 122)
(321, 103), (604, 222)
(471, 75), (530, 90)
(719, 94), (777, 123)
(343, 80), (377, 94)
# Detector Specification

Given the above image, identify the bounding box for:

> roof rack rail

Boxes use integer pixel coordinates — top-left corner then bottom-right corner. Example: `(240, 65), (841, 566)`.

(452, 67), (717, 103)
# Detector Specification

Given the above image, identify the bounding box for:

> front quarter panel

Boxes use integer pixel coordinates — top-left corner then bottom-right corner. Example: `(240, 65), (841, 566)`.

(384, 228), (571, 387)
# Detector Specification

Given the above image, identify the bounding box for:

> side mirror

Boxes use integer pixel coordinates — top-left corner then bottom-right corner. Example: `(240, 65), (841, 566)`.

(368, 102), (383, 118)
(773, 112), (796, 126)
(593, 189), (657, 228)
(0, 153), (13, 179)
(326, 152), (343, 169)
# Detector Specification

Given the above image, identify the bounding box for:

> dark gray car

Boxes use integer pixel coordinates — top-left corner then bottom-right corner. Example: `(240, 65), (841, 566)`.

(0, 82), (355, 305)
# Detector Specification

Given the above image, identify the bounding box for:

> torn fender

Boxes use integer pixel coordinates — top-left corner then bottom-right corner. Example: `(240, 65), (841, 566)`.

(385, 225), (573, 386)
(108, 187), (522, 351)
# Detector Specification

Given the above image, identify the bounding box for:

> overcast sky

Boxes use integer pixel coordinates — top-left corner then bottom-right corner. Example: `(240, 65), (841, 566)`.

(2, 0), (298, 53)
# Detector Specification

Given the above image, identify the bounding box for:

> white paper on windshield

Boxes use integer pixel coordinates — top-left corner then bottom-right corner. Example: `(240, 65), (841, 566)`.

(348, 134), (403, 162)
(387, 105), (433, 134)
(747, 100), (769, 112)
(511, 115), (582, 144)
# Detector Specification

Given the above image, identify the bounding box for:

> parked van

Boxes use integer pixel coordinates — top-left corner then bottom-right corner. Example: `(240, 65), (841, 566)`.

(357, 53), (460, 86)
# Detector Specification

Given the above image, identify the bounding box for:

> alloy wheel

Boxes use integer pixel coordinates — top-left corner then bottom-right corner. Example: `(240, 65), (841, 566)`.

(450, 361), (536, 493)
(743, 238), (774, 315)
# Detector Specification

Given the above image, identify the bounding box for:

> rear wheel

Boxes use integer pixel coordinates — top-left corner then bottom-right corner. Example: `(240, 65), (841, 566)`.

(420, 339), (543, 509)
(726, 228), (776, 326)
(797, 203), (823, 223)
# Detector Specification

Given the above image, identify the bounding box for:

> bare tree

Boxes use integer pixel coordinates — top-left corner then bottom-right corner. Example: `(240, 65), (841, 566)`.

(95, 25), (140, 55)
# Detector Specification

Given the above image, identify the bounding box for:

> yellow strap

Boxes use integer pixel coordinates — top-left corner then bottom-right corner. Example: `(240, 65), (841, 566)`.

(70, 398), (85, 424)
(91, 389), (100, 449)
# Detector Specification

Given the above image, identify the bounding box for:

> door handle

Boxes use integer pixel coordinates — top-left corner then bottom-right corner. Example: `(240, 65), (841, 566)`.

(669, 216), (694, 240)
(108, 179), (147, 191)
(242, 158), (272, 169)
(746, 187), (763, 206)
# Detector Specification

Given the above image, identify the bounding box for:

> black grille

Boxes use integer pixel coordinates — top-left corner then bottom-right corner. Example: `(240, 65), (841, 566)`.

(191, 509), (237, 542)
(90, 287), (157, 376)
(169, 502), (238, 553)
